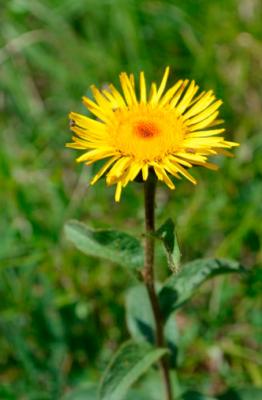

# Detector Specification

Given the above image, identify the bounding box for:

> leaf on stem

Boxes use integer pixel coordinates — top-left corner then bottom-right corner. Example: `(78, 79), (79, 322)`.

(98, 340), (168, 400)
(64, 220), (144, 274)
(159, 258), (245, 320)
(126, 285), (178, 368)
(155, 218), (181, 273)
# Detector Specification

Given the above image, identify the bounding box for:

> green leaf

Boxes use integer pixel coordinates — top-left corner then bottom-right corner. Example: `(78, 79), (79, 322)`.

(64, 220), (144, 273)
(63, 383), (97, 400)
(98, 340), (168, 400)
(126, 285), (155, 344)
(126, 285), (178, 368)
(218, 387), (262, 400)
(155, 218), (181, 273)
(159, 258), (245, 320)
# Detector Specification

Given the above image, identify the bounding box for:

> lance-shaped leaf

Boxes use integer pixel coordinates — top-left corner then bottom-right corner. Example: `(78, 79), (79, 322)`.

(65, 220), (144, 273)
(126, 285), (178, 368)
(99, 340), (168, 400)
(155, 218), (181, 273)
(159, 258), (245, 320)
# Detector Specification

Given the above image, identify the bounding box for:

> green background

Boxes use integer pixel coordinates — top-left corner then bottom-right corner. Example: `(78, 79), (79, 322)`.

(0, 0), (261, 398)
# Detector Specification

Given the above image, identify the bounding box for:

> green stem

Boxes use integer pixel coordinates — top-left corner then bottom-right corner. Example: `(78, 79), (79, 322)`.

(142, 175), (173, 400)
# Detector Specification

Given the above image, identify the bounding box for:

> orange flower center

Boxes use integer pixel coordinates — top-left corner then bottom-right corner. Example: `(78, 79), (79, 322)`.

(134, 121), (160, 139)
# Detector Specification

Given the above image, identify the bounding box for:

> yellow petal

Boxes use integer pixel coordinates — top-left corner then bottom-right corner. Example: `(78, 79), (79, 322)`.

(188, 111), (219, 131)
(153, 66), (170, 104)
(106, 84), (127, 108)
(168, 80), (189, 109)
(69, 112), (105, 133)
(76, 147), (117, 163)
(90, 156), (119, 185)
(149, 82), (157, 104)
(106, 156), (132, 181)
(176, 81), (199, 115)
(120, 73), (137, 105)
(142, 164), (149, 180)
(167, 161), (197, 184)
(90, 85), (113, 110)
(158, 79), (183, 107)
(183, 91), (215, 119)
(187, 128), (225, 138)
(186, 100), (223, 126)
(139, 71), (147, 104)
(82, 96), (110, 122)
(115, 182), (122, 202)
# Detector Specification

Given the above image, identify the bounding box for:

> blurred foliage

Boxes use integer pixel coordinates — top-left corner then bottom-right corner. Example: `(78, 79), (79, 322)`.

(0, 0), (261, 398)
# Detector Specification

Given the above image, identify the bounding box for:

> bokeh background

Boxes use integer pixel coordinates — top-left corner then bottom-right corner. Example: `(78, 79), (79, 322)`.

(0, 0), (261, 398)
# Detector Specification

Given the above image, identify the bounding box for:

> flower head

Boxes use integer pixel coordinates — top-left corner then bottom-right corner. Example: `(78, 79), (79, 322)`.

(67, 67), (239, 201)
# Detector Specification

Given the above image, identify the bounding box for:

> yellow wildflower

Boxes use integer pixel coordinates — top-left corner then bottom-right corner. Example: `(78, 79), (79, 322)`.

(67, 67), (239, 201)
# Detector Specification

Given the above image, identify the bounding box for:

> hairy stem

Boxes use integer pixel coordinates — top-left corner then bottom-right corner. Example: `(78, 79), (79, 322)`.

(142, 175), (173, 400)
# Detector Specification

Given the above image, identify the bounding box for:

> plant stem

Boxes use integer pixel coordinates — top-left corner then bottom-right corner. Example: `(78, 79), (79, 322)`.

(142, 175), (173, 400)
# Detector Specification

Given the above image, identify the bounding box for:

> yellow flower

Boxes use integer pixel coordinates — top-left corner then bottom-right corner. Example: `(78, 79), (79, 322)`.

(67, 67), (239, 201)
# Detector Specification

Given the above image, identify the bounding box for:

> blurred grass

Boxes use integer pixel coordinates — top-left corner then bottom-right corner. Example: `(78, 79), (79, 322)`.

(0, 0), (261, 398)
